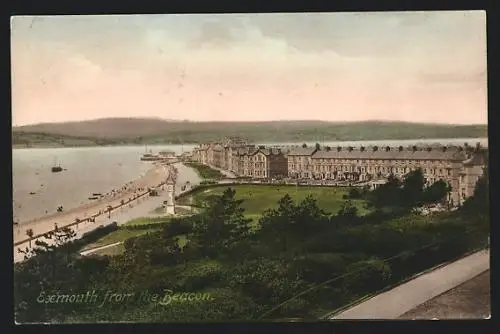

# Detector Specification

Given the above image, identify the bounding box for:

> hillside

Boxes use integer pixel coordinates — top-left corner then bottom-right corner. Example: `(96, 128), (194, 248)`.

(11, 132), (126, 148)
(12, 118), (488, 147)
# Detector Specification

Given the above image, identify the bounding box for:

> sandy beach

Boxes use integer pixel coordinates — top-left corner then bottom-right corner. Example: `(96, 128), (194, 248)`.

(13, 164), (170, 244)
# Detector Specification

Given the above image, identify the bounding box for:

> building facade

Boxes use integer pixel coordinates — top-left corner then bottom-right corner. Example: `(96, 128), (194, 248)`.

(192, 140), (486, 206)
(287, 147), (318, 179)
(231, 147), (288, 178)
(309, 145), (484, 205)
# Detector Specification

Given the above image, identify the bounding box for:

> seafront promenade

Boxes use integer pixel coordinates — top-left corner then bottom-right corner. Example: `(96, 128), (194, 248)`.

(13, 162), (202, 263)
(13, 165), (169, 245)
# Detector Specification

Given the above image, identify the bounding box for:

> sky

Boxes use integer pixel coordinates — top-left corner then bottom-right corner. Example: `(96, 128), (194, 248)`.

(11, 11), (487, 126)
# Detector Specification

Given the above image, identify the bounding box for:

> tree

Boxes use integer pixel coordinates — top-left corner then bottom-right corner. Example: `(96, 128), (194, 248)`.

(337, 200), (358, 218)
(315, 142), (321, 150)
(422, 180), (452, 205)
(293, 195), (327, 235)
(15, 226), (78, 323)
(26, 229), (34, 248)
(462, 165), (489, 217)
(258, 194), (297, 253)
(401, 168), (425, 207)
(191, 188), (252, 257)
(366, 174), (403, 209)
(342, 258), (392, 295)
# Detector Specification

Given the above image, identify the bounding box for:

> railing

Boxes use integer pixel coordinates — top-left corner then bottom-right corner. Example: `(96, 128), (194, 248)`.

(14, 181), (166, 248)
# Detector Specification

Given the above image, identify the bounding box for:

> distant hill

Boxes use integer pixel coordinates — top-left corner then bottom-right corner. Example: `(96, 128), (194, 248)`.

(12, 118), (488, 148)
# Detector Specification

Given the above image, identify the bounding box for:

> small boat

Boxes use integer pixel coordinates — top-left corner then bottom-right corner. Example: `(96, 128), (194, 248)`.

(29, 191), (36, 195)
(51, 166), (63, 173)
(88, 196), (99, 200)
(140, 153), (165, 161)
(92, 193), (102, 196)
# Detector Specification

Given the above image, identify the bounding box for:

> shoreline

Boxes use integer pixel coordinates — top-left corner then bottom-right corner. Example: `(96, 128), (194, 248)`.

(13, 164), (170, 244)
(12, 143), (199, 150)
(12, 137), (488, 150)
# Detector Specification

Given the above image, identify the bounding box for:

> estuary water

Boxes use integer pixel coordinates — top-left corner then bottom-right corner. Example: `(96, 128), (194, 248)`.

(12, 138), (487, 223)
(12, 144), (196, 223)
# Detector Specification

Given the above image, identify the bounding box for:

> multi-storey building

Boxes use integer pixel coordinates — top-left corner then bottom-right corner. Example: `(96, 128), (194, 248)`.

(309, 145), (485, 205)
(222, 137), (248, 172)
(232, 147), (288, 178)
(192, 141), (486, 206)
(458, 153), (486, 202)
(212, 144), (224, 168)
(287, 147), (319, 179)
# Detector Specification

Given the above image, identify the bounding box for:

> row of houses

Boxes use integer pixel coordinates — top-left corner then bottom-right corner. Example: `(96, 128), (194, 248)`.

(191, 138), (486, 206)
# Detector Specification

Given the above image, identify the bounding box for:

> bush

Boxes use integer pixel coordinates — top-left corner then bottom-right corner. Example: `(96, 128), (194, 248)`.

(121, 222), (170, 231)
(164, 219), (193, 237)
(342, 258), (392, 295)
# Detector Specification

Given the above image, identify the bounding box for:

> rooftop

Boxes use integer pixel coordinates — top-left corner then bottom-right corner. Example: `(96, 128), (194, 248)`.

(311, 148), (467, 161)
(287, 147), (318, 156)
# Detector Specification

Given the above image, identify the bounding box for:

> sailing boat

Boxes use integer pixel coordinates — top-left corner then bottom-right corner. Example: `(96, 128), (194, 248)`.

(51, 157), (63, 173)
(140, 144), (162, 161)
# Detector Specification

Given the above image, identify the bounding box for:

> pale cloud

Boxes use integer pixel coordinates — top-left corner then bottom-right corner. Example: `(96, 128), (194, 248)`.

(10, 12), (487, 126)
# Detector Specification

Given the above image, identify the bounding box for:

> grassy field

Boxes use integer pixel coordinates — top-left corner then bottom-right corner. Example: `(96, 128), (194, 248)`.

(80, 228), (162, 251)
(89, 243), (126, 257)
(184, 162), (224, 180)
(178, 185), (370, 220)
(123, 216), (170, 226)
(81, 215), (189, 255)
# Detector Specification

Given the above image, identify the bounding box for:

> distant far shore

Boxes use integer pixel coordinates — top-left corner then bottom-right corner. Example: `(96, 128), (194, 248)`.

(12, 119), (487, 148)
(12, 137), (488, 150)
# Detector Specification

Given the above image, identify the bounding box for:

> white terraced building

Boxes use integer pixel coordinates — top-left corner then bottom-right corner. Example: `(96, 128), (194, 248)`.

(191, 140), (486, 206)
(288, 145), (485, 206)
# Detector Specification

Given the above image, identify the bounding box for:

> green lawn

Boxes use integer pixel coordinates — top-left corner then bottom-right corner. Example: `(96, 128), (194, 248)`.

(123, 216), (170, 226)
(184, 162), (224, 180)
(89, 243), (126, 257)
(177, 185), (370, 220)
(80, 228), (162, 251)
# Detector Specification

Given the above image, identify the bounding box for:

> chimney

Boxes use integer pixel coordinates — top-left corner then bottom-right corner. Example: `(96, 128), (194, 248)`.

(385, 146), (390, 152)
(337, 146), (342, 152)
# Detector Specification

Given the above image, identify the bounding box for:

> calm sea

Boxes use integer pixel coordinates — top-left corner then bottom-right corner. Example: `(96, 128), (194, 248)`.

(12, 144), (197, 223)
(12, 138), (487, 222)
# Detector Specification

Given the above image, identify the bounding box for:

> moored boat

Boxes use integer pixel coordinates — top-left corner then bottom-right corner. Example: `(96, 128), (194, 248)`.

(51, 166), (63, 173)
